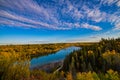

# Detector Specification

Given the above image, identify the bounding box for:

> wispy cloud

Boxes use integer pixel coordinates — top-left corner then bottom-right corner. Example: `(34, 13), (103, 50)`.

(85, 8), (107, 22)
(0, 0), (61, 29)
(101, 0), (118, 5)
(117, 1), (120, 7)
(0, 0), (119, 31)
(64, 0), (83, 20)
(108, 13), (120, 30)
(0, 10), (60, 29)
(114, 22), (120, 29)
(81, 23), (102, 31)
(100, 0), (120, 7)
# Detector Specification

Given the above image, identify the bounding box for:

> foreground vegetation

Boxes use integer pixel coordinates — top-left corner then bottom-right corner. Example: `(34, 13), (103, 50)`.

(0, 38), (120, 80)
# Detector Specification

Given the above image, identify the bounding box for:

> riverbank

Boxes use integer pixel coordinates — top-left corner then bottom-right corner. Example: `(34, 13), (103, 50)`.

(31, 60), (63, 73)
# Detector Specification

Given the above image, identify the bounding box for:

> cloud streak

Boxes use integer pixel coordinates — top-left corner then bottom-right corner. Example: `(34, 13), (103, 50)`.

(81, 23), (102, 31)
(101, 0), (120, 7)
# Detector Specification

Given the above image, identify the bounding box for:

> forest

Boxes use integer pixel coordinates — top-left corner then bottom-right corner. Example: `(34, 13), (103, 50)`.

(0, 43), (93, 58)
(62, 37), (120, 80)
(0, 38), (120, 80)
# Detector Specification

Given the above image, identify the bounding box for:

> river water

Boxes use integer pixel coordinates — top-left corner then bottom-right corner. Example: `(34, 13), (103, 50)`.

(30, 46), (80, 69)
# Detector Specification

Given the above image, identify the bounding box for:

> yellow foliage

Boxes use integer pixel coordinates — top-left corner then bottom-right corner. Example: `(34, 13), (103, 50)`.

(66, 72), (73, 80)
(112, 50), (116, 54)
(76, 71), (99, 80)
(105, 69), (120, 80)
(88, 50), (93, 56)
(102, 50), (117, 58)
(97, 47), (101, 50)
(60, 71), (65, 77)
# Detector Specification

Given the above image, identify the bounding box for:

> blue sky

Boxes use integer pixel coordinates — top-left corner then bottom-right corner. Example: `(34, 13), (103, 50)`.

(0, 0), (120, 44)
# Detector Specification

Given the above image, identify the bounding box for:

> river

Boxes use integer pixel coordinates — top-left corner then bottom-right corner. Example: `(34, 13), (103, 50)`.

(30, 46), (81, 69)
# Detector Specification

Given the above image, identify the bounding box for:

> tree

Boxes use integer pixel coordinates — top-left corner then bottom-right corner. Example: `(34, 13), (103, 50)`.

(66, 72), (73, 80)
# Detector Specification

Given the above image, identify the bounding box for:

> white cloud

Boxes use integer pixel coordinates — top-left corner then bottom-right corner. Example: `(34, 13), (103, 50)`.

(88, 9), (106, 22)
(81, 4), (120, 30)
(109, 15), (119, 24)
(117, 1), (120, 7)
(60, 22), (81, 29)
(82, 6), (107, 22)
(0, 0), (49, 19)
(0, 10), (61, 29)
(101, 0), (118, 5)
(62, 0), (83, 20)
(81, 23), (102, 31)
(0, 19), (37, 28)
(114, 22), (120, 29)
(108, 13), (120, 30)
(0, 0), (59, 27)
(101, 0), (120, 7)
(74, 23), (81, 28)
(61, 22), (102, 31)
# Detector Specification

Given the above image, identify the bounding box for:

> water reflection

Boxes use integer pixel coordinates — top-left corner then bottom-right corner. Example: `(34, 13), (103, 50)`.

(30, 46), (80, 69)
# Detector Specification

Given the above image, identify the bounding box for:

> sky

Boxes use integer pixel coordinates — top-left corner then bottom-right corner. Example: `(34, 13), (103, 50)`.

(0, 0), (120, 44)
